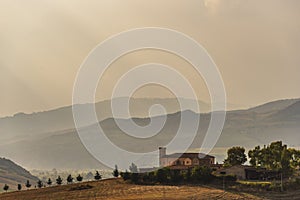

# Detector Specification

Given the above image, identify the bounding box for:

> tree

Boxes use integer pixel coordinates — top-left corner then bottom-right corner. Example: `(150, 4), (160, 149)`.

(121, 170), (131, 181)
(76, 174), (83, 182)
(156, 168), (170, 183)
(37, 180), (43, 188)
(248, 146), (261, 166)
(290, 148), (300, 169)
(56, 176), (63, 185)
(94, 171), (102, 180)
(191, 166), (213, 183)
(170, 169), (183, 183)
(147, 171), (156, 183)
(130, 173), (139, 183)
(248, 141), (299, 176)
(129, 163), (138, 173)
(183, 168), (192, 181)
(25, 180), (31, 189)
(3, 184), (9, 192)
(47, 178), (52, 186)
(224, 146), (247, 166)
(67, 174), (73, 184)
(113, 165), (119, 178)
(17, 184), (22, 191)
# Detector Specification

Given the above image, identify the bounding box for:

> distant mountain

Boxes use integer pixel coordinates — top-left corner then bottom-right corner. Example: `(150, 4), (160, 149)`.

(247, 98), (299, 114)
(0, 98), (210, 145)
(0, 98), (299, 169)
(0, 158), (39, 189)
(270, 100), (300, 121)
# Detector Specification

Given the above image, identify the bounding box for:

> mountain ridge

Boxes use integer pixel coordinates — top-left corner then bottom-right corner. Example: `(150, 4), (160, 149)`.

(0, 98), (299, 169)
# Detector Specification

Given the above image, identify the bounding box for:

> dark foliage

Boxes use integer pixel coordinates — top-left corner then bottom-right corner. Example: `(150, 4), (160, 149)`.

(67, 174), (73, 184)
(47, 178), (52, 186)
(56, 176), (63, 185)
(69, 184), (93, 191)
(113, 165), (119, 178)
(37, 180), (43, 188)
(76, 174), (83, 182)
(121, 166), (217, 185)
(17, 184), (22, 191)
(224, 146), (247, 166)
(120, 170), (131, 181)
(3, 184), (9, 192)
(25, 180), (31, 189)
(94, 171), (102, 180)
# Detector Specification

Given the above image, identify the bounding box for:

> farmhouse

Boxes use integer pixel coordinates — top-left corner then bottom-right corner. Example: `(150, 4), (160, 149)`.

(214, 165), (253, 180)
(159, 147), (215, 170)
(214, 165), (282, 180)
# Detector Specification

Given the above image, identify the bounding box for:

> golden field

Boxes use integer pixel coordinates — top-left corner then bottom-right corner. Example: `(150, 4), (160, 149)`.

(1, 178), (300, 200)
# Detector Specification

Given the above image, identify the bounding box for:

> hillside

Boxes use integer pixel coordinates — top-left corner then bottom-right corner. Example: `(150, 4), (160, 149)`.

(2, 178), (300, 200)
(0, 98), (210, 145)
(0, 178), (263, 200)
(269, 100), (300, 121)
(0, 158), (38, 189)
(0, 99), (299, 169)
(247, 98), (299, 114)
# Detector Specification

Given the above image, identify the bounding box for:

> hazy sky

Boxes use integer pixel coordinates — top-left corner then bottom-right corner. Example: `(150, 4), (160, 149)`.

(1, 0), (300, 117)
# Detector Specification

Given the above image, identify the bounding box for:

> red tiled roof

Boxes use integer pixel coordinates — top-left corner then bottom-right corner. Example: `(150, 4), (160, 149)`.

(162, 153), (214, 159)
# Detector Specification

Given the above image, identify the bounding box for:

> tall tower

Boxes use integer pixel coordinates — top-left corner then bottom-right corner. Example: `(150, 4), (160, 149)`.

(159, 147), (166, 167)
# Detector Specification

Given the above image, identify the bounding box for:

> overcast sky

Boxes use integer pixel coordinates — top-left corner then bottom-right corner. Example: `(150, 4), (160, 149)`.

(0, 0), (300, 117)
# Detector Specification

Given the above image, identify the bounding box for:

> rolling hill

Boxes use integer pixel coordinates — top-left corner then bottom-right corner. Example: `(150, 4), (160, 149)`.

(2, 178), (300, 200)
(0, 98), (210, 146)
(0, 98), (299, 169)
(0, 178), (263, 200)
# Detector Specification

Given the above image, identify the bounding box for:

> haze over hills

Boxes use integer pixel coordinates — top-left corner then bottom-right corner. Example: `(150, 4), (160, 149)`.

(0, 98), (299, 169)
(247, 98), (300, 114)
(0, 157), (38, 189)
(0, 98), (211, 145)
(0, 97), (248, 146)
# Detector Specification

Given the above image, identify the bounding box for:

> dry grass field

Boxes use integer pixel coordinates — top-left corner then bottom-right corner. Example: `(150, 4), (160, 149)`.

(1, 178), (300, 200)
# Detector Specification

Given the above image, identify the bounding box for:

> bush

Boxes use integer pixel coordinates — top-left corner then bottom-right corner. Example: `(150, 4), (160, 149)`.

(191, 166), (214, 183)
(183, 169), (192, 181)
(283, 179), (300, 191)
(121, 166), (216, 185)
(156, 168), (170, 184)
(147, 171), (156, 183)
(130, 173), (139, 184)
(268, 182), (281, 191)
(120, 171), (131, 181)
(170, 169), (183, 183)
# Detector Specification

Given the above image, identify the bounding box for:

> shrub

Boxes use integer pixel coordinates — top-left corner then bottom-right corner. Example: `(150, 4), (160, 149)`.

(191, 166), (214, 183)
(94, 171), (102, 180)
(147, 171), (156, 183)
(183, 169), (192, 181)
(170, 169), (183, 183)
(156, 168), (170, 184)
(130, 173), (139, 184)
(120, 171), (131, 181)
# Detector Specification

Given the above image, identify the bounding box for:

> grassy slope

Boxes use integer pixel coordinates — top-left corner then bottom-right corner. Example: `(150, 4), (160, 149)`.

(0, 178), (270, 200)
(0, 158), (39, 190)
